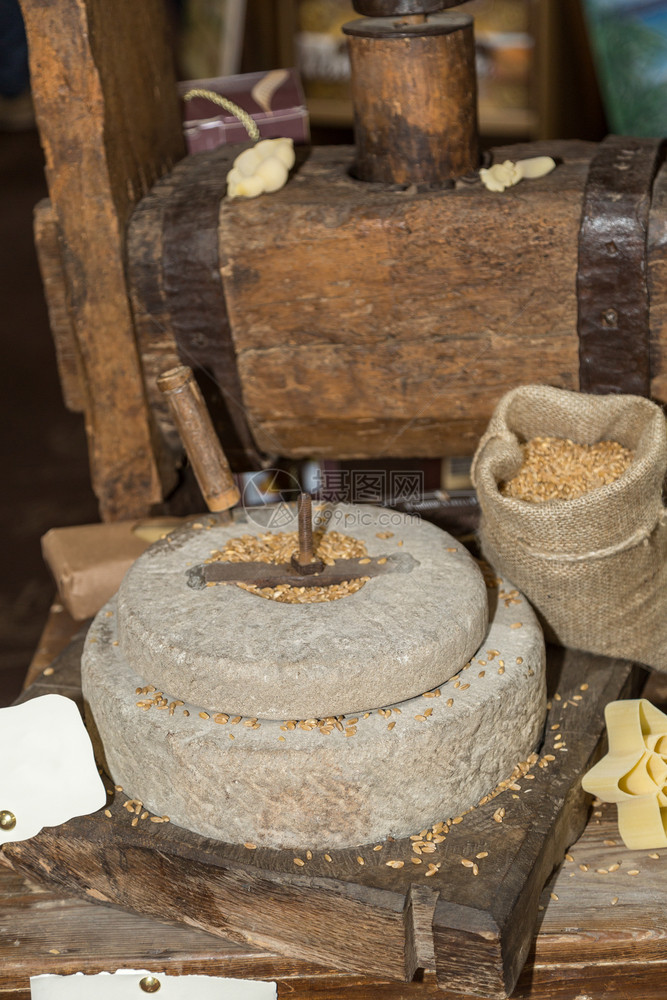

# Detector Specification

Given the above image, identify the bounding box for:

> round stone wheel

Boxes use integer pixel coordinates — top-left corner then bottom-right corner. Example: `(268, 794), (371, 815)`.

(116, 505), (489, 720)
(82, 575), (546, 850)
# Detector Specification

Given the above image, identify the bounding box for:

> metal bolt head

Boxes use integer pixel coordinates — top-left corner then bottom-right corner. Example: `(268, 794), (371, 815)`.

(139, 976), (161, 993)
(0, 811), (16, 831)
(290, 552), (326, 575)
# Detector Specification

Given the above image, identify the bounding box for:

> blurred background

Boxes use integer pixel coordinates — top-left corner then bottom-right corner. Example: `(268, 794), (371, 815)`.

(2, 0), (667, 704)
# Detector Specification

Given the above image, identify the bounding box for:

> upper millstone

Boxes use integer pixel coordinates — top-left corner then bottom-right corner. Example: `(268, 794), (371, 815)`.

(115, 504), (489, 720)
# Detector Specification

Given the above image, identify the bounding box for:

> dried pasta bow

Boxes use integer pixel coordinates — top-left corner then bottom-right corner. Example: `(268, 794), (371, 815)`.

(182, 88), (295, 200)
(226, 138), (296, 199)
(582, 699), (667, 849)
(480, 156), (556, 193)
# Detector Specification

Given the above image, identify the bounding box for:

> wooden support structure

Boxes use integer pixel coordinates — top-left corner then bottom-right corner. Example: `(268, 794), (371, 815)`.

(125, 138), (667, 464)
(20, 0), (185, 520)
(20, 3), (667, 518)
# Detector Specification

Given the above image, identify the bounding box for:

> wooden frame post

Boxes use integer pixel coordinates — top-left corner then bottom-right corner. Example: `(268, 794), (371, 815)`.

(20, 0), (186, 519)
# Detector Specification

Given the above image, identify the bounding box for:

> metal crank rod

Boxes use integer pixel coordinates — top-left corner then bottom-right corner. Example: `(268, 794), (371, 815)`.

(291, 492), (325, 575)
(186, 553), (414, 591)
(186, 493), (418, 591)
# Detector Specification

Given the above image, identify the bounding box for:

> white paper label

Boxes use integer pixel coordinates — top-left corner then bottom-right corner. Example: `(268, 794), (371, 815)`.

(0, 694), (107, 843)
(31, 971), (277, 999)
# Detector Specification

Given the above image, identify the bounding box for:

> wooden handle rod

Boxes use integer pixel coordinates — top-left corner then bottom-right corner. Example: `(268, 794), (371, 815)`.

(157, 365), (240, 512)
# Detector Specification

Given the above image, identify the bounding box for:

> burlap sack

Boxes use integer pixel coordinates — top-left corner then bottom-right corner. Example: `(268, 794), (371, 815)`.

(471, 385), (667, 669)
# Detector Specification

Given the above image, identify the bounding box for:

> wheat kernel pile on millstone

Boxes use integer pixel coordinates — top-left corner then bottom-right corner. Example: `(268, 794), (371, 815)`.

(500, 436), (633, 502)
(207, 529), (369, 603)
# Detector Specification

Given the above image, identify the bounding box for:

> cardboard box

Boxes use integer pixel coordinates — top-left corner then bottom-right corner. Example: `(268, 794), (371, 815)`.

(41, 518), (187, 621)
(180, 68), (309, 153)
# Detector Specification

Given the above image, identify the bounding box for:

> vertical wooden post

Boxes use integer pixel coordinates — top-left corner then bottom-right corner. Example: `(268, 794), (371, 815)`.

(343, 13), (478, 186)
(20, 0), (186, 520)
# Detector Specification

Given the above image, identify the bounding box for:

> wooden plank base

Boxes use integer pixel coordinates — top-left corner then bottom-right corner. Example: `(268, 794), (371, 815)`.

(2, 638), (641, 998)
(4, 802), (667, 1000)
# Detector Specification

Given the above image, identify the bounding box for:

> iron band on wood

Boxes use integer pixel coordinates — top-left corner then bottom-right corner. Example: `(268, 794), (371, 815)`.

(129, 148), (264, 472)
(352, 0), (449, 15)
(577, 135), (666, 396)
(161, 151), (265, 469)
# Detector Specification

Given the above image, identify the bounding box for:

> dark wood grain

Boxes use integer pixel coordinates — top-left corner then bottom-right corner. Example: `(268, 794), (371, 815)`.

(218, 141), (590, 460)
(125, 139), (599, 468)
(648, 149), (667, 405)
(162, 146), (264, 469)
(126, 137), (667, 475)
(47, 122), (667, 520)
(5, 801), (667, 1000)
(127, 144), (264, 472)
(3, 627), (640, 998)
(32, 200), (84, 414)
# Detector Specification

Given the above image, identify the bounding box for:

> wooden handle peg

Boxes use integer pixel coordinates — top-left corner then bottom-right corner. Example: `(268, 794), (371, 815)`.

(157, 366), (240, 512)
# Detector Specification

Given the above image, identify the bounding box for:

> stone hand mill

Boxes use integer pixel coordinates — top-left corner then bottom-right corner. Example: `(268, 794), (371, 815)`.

(9, 0), (663, 992)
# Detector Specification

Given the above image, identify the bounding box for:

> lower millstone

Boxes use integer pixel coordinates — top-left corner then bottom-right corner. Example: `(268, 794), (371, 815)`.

(82, 575), (546, 850)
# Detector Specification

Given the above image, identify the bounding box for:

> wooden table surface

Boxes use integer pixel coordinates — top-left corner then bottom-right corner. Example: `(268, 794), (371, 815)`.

(2, 607), (667, 1000)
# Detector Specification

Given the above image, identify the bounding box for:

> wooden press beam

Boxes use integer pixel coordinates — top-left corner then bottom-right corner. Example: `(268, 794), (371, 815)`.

(20, 0), (186, 520)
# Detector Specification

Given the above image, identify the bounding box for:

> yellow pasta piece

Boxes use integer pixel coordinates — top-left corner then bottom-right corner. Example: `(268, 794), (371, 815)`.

(582, 699), (667, 850)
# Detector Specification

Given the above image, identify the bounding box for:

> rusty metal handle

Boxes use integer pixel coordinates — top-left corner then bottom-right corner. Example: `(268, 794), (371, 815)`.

(157, 366), (240, 512)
